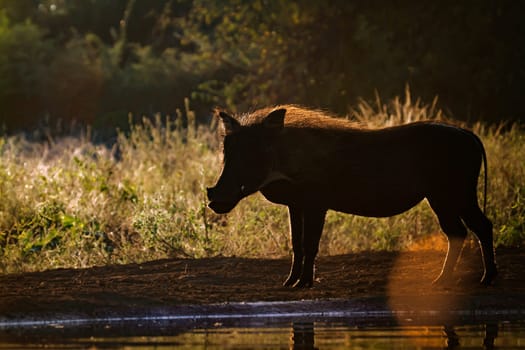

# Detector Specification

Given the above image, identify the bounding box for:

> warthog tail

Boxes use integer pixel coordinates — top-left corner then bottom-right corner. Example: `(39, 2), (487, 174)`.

(471, 131), (488, 214)
(481, 137), (488, 214)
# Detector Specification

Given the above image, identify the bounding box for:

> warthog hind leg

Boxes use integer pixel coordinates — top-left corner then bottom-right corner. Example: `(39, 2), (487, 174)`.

(432, 212), (468, 285)
(462, 206), (498, 285)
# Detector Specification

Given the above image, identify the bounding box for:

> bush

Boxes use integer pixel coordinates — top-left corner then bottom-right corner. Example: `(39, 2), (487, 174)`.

(0, 14), (53, 129)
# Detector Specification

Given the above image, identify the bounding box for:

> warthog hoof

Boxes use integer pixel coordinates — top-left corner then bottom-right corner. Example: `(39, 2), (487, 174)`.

(432, 273), (455, 287)
(480, 266), (498, 286)
(283, 276), (299, 287)
(292, 277), (314, 289)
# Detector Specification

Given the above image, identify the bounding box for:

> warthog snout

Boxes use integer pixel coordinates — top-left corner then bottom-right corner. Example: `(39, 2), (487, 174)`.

(206, 186), (215, 200)
(206, 186), (239, 214)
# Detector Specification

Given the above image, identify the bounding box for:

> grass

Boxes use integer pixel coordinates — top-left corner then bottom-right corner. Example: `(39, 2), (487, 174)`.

(0, 91), (523, 273)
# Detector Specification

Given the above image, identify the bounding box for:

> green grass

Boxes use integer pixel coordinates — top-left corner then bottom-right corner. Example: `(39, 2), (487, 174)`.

(0, 92), (523, 273)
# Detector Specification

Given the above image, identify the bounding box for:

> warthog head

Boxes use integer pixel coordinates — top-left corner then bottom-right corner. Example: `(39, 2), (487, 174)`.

(207, 108), (286, 214)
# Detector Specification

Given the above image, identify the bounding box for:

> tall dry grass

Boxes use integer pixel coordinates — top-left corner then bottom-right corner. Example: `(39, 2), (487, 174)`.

(0, 92), (523, 273)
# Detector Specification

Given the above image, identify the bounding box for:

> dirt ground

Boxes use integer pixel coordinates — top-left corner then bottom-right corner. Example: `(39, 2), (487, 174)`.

(0, 247), (524, 322)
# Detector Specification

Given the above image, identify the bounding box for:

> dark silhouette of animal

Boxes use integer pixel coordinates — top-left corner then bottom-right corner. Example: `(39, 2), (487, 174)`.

(207, 105), (497, 288)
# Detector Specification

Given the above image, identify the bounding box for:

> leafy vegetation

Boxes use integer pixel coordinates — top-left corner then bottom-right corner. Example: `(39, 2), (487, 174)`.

(0, 93), (523, 273)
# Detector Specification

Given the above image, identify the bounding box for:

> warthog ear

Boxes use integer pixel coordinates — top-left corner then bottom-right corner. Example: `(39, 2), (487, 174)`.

(263, 108), (286, 130)
(217, 111), (241, 135)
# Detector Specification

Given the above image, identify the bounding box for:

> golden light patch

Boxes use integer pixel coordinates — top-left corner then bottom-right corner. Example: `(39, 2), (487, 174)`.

(387, 246), (468, 326)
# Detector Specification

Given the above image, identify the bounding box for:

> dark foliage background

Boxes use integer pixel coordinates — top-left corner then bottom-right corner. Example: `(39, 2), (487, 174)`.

(0, 0), (523, 132)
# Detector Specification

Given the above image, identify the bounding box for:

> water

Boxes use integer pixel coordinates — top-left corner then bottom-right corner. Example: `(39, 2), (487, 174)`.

(2, 320), (525, 349)
(2, 300), (525, 349)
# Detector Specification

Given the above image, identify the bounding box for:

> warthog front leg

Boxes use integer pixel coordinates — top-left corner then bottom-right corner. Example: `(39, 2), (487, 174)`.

(285, 207), (326, 288)
(283, 206), (304, 287)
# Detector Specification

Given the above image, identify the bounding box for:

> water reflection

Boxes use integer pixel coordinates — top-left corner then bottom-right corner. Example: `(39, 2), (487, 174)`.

(444, 323), (499, 349)
(0, 320), (524, 349)
(444, 325), (460, 348)
(484, 323), (499, 349)
(291, 322), (317, 350)
(288, 322), (505, 350)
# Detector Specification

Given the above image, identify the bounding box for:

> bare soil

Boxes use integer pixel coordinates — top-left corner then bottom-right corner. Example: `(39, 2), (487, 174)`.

(0, 247), (524, 322)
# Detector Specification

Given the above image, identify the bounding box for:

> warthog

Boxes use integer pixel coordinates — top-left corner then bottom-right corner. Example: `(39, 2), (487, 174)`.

(207, 105), (497, 288)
